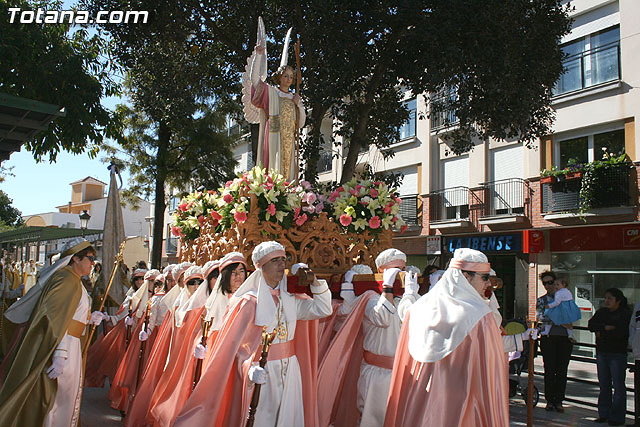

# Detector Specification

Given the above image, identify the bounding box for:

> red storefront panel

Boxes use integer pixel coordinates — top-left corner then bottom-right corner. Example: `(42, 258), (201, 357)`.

(550, 224), (640, 252)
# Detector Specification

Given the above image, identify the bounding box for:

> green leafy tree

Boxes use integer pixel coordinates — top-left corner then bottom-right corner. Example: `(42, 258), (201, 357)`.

(84, 0), (239, 267)
(0, 190), (23, 231)
(85, 0), (570, 189)
(0, 0), (120, 161)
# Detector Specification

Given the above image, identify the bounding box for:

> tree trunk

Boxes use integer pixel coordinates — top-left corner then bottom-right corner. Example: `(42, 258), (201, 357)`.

(151, 122), (170, 269)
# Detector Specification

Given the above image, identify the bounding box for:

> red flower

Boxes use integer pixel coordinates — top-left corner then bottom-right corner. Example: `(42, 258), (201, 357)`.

(267, 203), (276, 215)
(369, 216), (381, 229)
(207, 190), (216, 194)
(210, 210), (222, 221)
(295, 213), (308, 226)
(383, 206), (391, 214)
(370, 188), (379, 198)
(223, 193), (234, 204)
(400, 225), (408, 233)
(349, 189), (359, 196)
(178, 203), (188, 212)
(171, 226), (182, 236)
(225, 180), (233, 188)
(234, 211), (247, 223)
(339, 214), (353, 226)
(294, 207), (301, 219)
(197, 215), (205, 226)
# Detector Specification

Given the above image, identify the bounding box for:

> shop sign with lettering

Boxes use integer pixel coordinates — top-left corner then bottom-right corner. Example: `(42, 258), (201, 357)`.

(443, 233), (522, 253)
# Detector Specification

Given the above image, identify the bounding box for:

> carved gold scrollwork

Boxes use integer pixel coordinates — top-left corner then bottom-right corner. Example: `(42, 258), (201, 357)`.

(180, 192), (392, 273)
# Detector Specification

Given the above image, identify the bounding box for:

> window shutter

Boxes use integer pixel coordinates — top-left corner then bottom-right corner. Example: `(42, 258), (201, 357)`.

(562, 3), (619, 43)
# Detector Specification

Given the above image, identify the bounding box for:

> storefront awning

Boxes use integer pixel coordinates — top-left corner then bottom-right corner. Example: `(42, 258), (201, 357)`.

(0, 93), (66, 162)
(0, 226), (102, 246)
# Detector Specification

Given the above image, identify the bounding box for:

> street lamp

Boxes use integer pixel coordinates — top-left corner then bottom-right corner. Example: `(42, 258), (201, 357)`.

(79, 210), (91, 237)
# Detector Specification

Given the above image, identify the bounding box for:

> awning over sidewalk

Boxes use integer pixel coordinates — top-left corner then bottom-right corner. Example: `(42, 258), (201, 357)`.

(0, 93), (66, 162)
(0, 226), (102, 246)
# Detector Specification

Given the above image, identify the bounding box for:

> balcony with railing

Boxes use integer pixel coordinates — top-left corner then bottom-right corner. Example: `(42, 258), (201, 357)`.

(165, 237), (178, 255)
(541, 165), (634, 216)
(429, 87), (459, 132)
(553, 41), (620, 97)
(479, 178), (532, 226)
(394, 194), (420, 230)
(429, 186), (480, 229)
(317, 151), (333, 174)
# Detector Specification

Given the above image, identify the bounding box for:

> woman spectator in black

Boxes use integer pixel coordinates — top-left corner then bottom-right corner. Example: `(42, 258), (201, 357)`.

(588, 288), (632, 426)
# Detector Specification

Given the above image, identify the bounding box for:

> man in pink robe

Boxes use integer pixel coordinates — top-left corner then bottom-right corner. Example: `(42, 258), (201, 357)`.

(175, 241), (332, 427)
(384, 248), (509, 426)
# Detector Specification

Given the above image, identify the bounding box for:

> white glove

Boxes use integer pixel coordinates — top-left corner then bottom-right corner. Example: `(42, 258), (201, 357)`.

(382, 267), (402, 288)
(404, 271), (419, 296)
(344, 270), (355, 284)
(194, 343), (206, 359)
(125, 316), (134, 326)
(90, 311), (105, 325)
(290, 263), (309, 275)
(526, 328), (539, 340)
(46, 356), (66, 379)
(139, 330), (149, 341)
(248, 365), (268, 385)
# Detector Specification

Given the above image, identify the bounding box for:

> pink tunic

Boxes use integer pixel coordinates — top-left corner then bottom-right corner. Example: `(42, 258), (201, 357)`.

(384, 312), (509, 426)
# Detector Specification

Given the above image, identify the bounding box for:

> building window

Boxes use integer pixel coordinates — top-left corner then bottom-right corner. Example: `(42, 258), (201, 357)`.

(169, 195), (181, 212)
(553, 26), (620, 96)
(557, 129), (624, 169)
(398, 99), (417, 140)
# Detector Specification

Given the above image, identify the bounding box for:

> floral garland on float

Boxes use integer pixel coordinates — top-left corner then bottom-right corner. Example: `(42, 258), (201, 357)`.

(171, 166), (406, 241)
(329, 178), (407, 233)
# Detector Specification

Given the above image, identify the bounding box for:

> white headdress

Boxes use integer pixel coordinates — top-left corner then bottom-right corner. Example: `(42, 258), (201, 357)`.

(251, 241), (286, 268)
(375, 248), (407, 271)
(407, 248), (493, 363)
(172, 262), (192, 282)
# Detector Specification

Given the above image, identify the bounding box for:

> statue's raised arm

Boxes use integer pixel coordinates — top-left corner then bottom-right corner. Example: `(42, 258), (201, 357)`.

(241, 17), (306, 182)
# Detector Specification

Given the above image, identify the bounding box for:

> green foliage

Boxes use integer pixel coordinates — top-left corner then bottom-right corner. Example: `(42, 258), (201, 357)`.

(0, 0), (120, 161)
(578, 153), (634, 217)
(0, 190), (23, 229)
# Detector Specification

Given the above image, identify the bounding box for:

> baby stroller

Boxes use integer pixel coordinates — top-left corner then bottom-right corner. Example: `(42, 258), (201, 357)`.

(504, 319), (539, 407)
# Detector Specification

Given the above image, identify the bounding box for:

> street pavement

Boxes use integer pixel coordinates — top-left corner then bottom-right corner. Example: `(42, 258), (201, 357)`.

(80, 356), (638, 426)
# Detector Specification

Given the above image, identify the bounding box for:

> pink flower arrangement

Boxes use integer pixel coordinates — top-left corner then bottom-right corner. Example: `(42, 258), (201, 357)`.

(267, 203), (276, 215)
(234, 211), (247, 223)
(339, 214), (353, 226)
(369, 216), (381, 229)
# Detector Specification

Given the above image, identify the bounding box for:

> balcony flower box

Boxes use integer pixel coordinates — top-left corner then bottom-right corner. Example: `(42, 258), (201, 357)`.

(565, 171), (583, 180)
(540, 176), (557, 184)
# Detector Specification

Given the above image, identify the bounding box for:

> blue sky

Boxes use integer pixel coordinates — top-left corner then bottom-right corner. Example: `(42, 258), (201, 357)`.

(1, 1), (131, 216)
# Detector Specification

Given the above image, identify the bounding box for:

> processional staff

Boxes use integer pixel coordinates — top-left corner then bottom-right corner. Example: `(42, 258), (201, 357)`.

(135, 299), (152, 392)
(84, 241), (126, 357)
(193, 315), (213, 390)
(246, 327), (278, 427)
(294, 38), (302, 181)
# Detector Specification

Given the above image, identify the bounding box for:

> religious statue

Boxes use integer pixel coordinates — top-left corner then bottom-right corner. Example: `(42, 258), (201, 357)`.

(242, 17), (305, 182)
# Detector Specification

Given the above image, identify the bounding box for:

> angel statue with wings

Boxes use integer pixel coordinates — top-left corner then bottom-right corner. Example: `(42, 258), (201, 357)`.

(242, 17), (306, 182)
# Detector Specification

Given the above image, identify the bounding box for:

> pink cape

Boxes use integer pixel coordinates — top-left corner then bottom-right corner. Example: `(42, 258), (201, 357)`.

(123, 311), (175, 426)
(108, 316), (145, 411)
(384, 312), (509, 426)
(317, 299), (342, 361)
(84, 316), (128, 388)
(148, 307), (211, 426)
(175, 293), (319, 427)
(317, 291), (377, 427)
